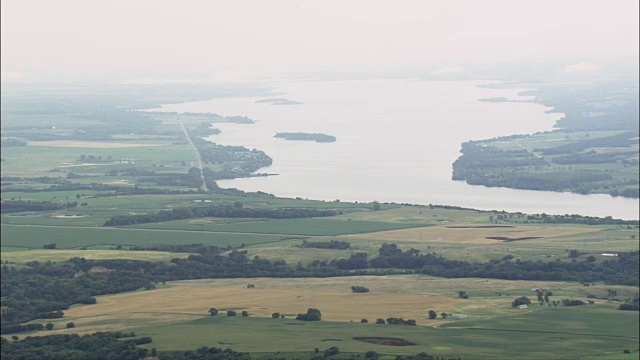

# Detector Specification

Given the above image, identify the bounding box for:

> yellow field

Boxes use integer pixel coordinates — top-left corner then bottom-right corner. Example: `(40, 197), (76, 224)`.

(0, 249), (193, 263)
(56, 275), (635, 337)
(27, 141), (164, 148)
(342, 224), (601, 245)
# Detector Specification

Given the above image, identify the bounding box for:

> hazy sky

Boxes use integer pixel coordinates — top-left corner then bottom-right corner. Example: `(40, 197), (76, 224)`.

(2, 0), (638, 83)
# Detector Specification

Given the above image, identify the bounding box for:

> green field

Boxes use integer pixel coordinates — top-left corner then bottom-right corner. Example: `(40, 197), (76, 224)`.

(0, 225), (289, 251)
(101, 308), (640, 359)
(126, 218), (427, 236)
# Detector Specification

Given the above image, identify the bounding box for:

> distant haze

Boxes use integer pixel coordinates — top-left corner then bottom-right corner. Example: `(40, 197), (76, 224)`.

(2, 0), (638, 83)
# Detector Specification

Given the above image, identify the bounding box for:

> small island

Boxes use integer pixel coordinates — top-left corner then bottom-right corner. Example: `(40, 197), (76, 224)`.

(274, 132), (337, 143)
(255, 98), (304, 105)
(478, 97), (511, 103)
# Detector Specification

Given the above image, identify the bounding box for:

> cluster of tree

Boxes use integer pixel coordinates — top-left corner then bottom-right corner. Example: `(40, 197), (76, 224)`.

(0, 332), (150, 360)
(190, 122), (222, 137)
(561, 299), (586, 306)
(157, 346), (252, 360)
(192, 137), (272, 178)
(135, 167), (212, 188)
(511, 296), (532, 308)
(619, 298), (639, 311)
(78, 154), (114, 162)
(351, 286), (370, 293)
(273, 132), (337, 143)
(295, 308), (322, 321)
(529, 214), (638, 226)
(1, 259), (151, 331)
(0, 138), (27, 147)
(297, 240), (351, 250)
(0, 199), (73, 213)
(104, 204), (338, 226)
(383, 317), (417, 326)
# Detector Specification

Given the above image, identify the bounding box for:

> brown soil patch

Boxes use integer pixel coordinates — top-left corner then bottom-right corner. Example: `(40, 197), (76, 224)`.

(342, 225), (600, 245)
(28, 141), (163, 148)
(353, 337), (416, 346)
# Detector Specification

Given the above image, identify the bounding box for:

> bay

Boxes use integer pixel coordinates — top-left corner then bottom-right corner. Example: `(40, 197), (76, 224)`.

(153, 79), (639, 220)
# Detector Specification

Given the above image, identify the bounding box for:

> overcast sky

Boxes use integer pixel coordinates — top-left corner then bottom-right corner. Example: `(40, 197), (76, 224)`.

(2, 0), (638, 83)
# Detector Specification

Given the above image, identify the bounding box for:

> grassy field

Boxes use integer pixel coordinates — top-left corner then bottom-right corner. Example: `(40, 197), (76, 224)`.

(27, 276), (639, 359)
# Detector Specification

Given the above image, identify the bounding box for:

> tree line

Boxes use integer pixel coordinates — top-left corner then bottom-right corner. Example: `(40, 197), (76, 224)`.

(103, 204), (338, 226)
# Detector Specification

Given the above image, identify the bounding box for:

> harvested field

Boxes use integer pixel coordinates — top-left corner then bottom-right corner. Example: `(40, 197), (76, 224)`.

(27, 141), (164, 148)
(64, 284), (459, 327)
(342, 225), (601, 245)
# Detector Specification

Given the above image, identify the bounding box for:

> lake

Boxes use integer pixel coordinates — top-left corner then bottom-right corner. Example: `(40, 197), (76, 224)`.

(153, 79), (639, 220)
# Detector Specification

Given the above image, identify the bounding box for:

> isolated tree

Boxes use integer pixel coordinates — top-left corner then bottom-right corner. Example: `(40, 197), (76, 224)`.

(428, 310), (437, 319)
(372, 201), (381, 211)
(512, 296), (531, 308)
(351, 286), (370, 293)
(458, 291), (469, 299)
(66, 322), (75, 328)
(360, 318), (368, 323)
(241, 310), (249, 317)
(208, 308), (219, 316)
(227, 310), (237, 316)
(375, 318), (385, 324)
(365, 351), (379, 359)
(324, 346), (339, 357)
(272, 312), (280, 319)
(296, 308), (321, 321)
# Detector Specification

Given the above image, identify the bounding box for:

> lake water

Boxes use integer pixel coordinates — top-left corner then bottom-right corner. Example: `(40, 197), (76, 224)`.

(153, 79), (639, 220)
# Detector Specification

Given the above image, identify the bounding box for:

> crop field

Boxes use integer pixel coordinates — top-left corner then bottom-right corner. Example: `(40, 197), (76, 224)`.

(0, 141), (194, 177)
(0, 224), (289, 251)
(342, 224), (601, 244)
(30, 276), (639, 359)
(0, 249), (193, 263)
(127, 218), (426, 236)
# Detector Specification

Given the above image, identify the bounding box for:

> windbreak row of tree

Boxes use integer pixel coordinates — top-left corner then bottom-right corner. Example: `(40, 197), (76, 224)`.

(331, 244), (639, 286)
(297, 239), (352, 250)
(0, 199), (78, 213)
(103, 204), (338, 226)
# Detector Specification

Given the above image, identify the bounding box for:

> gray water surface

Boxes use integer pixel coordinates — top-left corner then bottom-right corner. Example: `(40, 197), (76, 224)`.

(154, 79), (639, 220)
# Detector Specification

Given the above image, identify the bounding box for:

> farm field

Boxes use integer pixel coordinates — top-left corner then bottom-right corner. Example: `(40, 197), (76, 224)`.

(0, 224), (289, 252)
(0, 249), (194, 263)
(29, 276), (639, 359)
